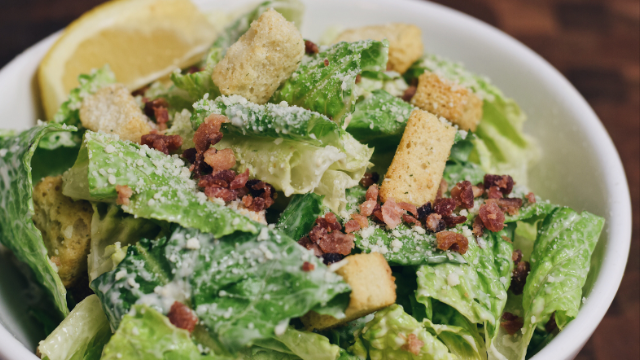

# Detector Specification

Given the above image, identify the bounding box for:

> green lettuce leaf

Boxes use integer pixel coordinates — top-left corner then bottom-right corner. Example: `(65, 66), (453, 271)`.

(62, 130), (258, 237)
(101, 304), (214, 360)
(0, 123), (77, 318)
(92, 226), (350, 353)
(271, 40), (389, 124)
(276, 193), (326, 240)
(37, 295), (111, 360)
(426, 302), (486, 360)
(253, 327), (341, 360)
(351, 304), (456, 360)
(40, 65), (116, 150)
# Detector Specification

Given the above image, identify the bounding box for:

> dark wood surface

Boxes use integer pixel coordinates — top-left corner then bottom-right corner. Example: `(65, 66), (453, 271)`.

(0, 0), (637, 358)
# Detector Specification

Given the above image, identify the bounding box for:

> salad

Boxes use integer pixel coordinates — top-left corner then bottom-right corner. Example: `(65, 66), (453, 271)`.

(0, 1), (605, 360)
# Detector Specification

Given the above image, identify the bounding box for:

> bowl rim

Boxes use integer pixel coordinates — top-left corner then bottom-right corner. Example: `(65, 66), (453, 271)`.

(0, 0), (632, 359)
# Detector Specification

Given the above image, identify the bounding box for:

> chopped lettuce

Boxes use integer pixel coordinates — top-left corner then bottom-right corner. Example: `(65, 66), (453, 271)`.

(351, 304), (456, 360)
(276, 193), (326, 240)
(40, 65), (116, 150)
(428, 301), (487, 360)
(101, 304), (213, 360)
(0, 123), (77, 318)
(253, 327), (341, 360)
(165, 108), (196, 150)
(37, 295), (111, 360)
(271, 40), (389, 124)
(92, 226), (350, 353)
(62, 130), (258, 237)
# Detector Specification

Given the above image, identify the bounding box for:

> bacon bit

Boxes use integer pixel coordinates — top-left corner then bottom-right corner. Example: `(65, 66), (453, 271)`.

(450, 181), (474, 209)
(436, 231), (469, 254)
(372, 208), (385, 224)
(472, 216), (485, 237)
(355, 74), (362, 84)
(194, 115), (228, 152)
(203, 148), (236, 171)
(198, 170), (236, 188)
(153, 106), (169, 131)
(141, 133), (183, 155)
(500, 312), (524, 335)
(344, 220), (361, 234)
(204, 186), (237, 203)
(472, 183), (484, 198)
(403, 214), (422, 227)
(116, 185), (133, 206)
(317, 231), (354, 255)
(478, 202), (505, 232)
(301, 261), (315, 272)
(242, 195), (253, 208)
(401, 333), (424, 355)
(397, 202), (418, 216)
(247, 196), (266, 212)
(182, 148), (197, 164)
(324, 58), (329, 66)
(360, 199), (377, 217)
(433, 198), (456, 216)
(167, 301), (198, 333)
(298, 236), (323, 257)
(526, 192), (536, 204)
(487, 186), (503, 199)
(230, 169), (250, 190)
(497, 198), (523, 216)
(316, 213), (342, 232)
(360, 172), (380, 188)
(351, 213), (369, 229)
(416, 202), (433, 222)
(546, 313), (558, 333)
(402, 85), (417, 102)
(442, 215), (467, 227)
(484, 174), (514, 196)
(426, 213), (445, 233)
(510, 257), (530, 295)
(143, 98), (168, 118)
(304, 40), (319, 54)
(381, 198), (403, 229)
(512, 249), (523, 263)
(436, 179), (448, 199)
(365, 184), (379, 201)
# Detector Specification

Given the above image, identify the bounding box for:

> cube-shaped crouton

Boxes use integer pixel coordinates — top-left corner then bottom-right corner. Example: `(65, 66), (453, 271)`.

(80, 84), (152, 143)
(301, 252), (396, 330)
(212, 9), (304, 104)
(334, 23), (423, 74)
(411, 72), (483, 131)
(32, 176), (94, 288)
(379, 109), (456, 206)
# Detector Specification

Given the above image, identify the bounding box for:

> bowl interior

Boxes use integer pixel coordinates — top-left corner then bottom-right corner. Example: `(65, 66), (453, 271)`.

(0, 0), (631, 359)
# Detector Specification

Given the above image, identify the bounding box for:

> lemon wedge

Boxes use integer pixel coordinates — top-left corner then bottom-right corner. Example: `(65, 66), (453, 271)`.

(39, 0), (217, 120)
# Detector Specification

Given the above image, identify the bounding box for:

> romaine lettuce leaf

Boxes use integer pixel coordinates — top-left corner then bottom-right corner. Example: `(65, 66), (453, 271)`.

(37, 295), (111, 360)
(62, 130), (258, 237)
(276, 193), (326, 241)
(253, 327), (341, 360)
(92, 226), (350, 353)
(426, 302), (486, 360)
(40, 65), (116, 150)
(271, 40), (389, 124)
(0, 123), (77, 318)
(351, 304), (456, 360)
(101, 304), (214, 360)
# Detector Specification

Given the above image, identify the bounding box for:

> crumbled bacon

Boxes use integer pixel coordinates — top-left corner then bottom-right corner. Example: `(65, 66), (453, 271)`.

(304, 40), (319, 54)
(403, 214), (422, 227)
(401, 333), (424, 355)
(198, 170), (236, 188)
(247, 196), (266, 212)
(324, 58), (330, 66)
(344, 220), (361, 234)
(359, 199), (377, 217)
(450, 181), (474, 209)
(167, 301), (198, 333)
(204, 186), (237, 202)
(472, 183), (484, 198)
(402, 86), (417, 102)
(436, 231), (469, 254)
(317, 212), (342, 232)
(303, 213), (355, 256)
(242, 195), (253, 208)
(351, 213), (369, 229)
(497, 198), (523, 216)
(526, 192), (536, 204)
(203, 148), (236, 171)
(143, 98), (170, 130)
(372, 208), (385, 224)
(355, 74), (362, 84)
(182, 148), (197, 164)
(426, 213), (445, 233)
(381, 198), (403, 229)
(116, 185), (133, 206)
(298, 236), (322, 257)
(433, 198), (456, 216)
(360, 172), (380, 188)
(141, 133), (183, 155)
(301, 261), (315, 272)
(512, 249), (523, 263)
(487, 186), (503, 199)
(478, 202), (505, 232)
(416, 202), (433, 222)
(194, 115), (227, 152)
(397, 202), (418, 216)
(366, 184), (379, 201)
(317, 231), (354, 255)
(436, 179), (448, 199)
(484, 174), (514, 196)
(443, 215), (467, 227)
(472, 216), (485, 237)
(510, 256), (530, 295)
(230, 169), (250, 189)
(500, 312), (524, 335)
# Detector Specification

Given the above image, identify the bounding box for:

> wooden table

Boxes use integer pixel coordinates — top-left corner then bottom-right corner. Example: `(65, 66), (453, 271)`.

(0, 0), (637, 358)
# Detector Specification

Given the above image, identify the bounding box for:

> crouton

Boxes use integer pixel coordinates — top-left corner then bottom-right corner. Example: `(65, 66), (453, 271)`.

(301, 252), (396, 330)
(411, 72), (483, 131)
(212, 9), (304, 104)
(32, 176), (93, 288)
(79, 84), (152, 143)
(379, 109), (456, 206)
(333, 24), (423, 74)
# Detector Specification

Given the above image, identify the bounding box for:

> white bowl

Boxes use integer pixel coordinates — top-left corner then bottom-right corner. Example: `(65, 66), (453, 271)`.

(0, 0), (632, 359)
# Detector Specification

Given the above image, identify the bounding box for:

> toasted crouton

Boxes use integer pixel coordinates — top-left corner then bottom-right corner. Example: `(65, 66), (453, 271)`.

(379, 109), (456, 206)
(79, 84), (152, 143)
(32, 176), (93, 288)
(333, 24), (423, 74)
(212, 9), (304, 104)
(411, 72), (483, 131)
(301, 252), (396, 330)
